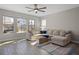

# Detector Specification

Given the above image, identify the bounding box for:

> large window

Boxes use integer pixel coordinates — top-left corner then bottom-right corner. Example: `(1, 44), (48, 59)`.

(17, 18), (27, 32)
(41, 19), (47, 31)
(3, 16), (14, 33)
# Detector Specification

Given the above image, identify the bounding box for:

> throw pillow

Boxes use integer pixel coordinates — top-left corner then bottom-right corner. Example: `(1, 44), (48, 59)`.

(59, 30), (66, 36)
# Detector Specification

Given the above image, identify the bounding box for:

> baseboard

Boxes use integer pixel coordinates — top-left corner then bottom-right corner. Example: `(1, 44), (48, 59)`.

(71, 40), (79, 44)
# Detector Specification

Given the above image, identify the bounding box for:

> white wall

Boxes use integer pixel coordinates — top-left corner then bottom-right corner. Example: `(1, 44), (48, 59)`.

(42, 7), (79, 42)
(0, 9), (41, 41)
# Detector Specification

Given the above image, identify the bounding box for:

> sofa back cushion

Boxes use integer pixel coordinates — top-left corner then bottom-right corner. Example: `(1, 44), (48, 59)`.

(47, 29), (53, 35)
(47, 29), (71, 37)
(59, 30), (66, 36)
(53, 30), (59, 36)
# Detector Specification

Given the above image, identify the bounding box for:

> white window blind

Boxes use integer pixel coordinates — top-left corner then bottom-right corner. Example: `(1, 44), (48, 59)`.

(3, 16), (14, 24)
(3, 16), (14, 33)
(41, 19), (47, 30)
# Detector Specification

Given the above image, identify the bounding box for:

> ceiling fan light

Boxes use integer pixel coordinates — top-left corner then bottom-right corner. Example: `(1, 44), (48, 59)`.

(35, 9), (38, 12)
(34, 10), (38, 13)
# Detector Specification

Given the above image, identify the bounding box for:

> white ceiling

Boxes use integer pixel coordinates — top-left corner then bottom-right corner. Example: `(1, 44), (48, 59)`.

(0, 4), (79, 17)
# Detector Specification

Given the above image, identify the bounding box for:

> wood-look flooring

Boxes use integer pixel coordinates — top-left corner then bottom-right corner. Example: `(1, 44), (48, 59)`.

(0, 39), (79, 55)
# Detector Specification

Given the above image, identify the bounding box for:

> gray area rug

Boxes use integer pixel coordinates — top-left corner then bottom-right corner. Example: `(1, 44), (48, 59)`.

(38, 43), (60, 54)
(38, 43), (75, 55)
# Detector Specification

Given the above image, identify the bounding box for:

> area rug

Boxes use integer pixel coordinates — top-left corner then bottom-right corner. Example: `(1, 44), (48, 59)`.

(37, 43), (75, 55)
(38, 43), (60, 54)
(50, 43), (75, 55)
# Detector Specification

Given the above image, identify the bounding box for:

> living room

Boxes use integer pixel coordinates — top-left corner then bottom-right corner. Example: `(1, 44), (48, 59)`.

(0, 4), (79, 55)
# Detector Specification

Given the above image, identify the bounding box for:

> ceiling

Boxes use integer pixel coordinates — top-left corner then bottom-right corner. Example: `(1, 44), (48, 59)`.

(0, 4), (79, 17)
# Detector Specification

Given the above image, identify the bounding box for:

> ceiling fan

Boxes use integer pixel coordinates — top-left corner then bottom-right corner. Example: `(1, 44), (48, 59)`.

(25, 4), (47, 13)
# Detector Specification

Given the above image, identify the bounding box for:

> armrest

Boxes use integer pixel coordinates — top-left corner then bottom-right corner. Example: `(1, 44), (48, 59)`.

(65, 34), (72, 37)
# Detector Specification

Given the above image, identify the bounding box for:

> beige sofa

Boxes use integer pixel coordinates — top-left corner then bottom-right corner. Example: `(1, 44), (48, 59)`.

(48, 29), (72, 46)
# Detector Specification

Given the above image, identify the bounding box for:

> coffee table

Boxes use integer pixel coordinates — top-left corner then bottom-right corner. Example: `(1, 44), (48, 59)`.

(38, 34), (51, 44)
(30, 34), (52, 45)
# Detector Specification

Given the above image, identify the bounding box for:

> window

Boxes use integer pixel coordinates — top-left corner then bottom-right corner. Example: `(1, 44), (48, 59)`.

(17, 18), (27, 32)
(41, 19), (46, 27)
(3, 16), (14, 24)
(28, 20), (35, 31)
(41, 19), (47, 31)
(29, 20), (34, 25)
(3, 16), (14, 33)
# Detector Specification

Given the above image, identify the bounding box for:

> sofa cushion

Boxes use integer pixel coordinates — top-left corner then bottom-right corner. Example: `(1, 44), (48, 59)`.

(51, 36), (67, 40)
(51, 35), (71, 46)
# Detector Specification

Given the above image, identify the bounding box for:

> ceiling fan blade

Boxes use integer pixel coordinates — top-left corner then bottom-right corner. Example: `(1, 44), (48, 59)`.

(25, 7), (33, 9)
(38, 9), (46, 12)
(39, 7), (47, 9)
(28, 10), (34, 12)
